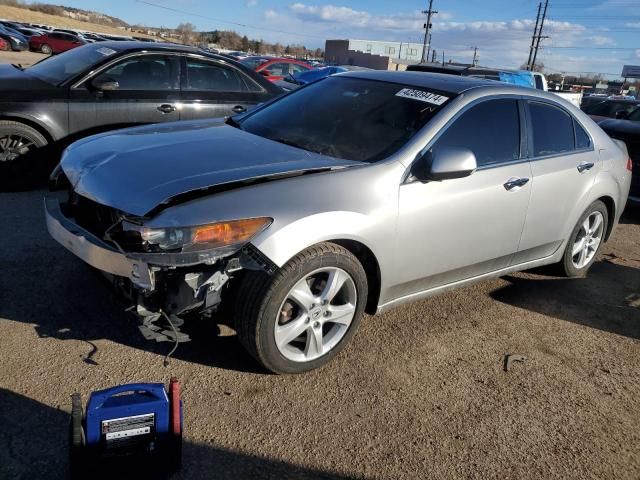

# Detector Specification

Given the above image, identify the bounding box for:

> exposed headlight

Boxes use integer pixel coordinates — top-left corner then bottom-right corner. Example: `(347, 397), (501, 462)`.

(122, 217), (272, 254)
(10, 36), (20, 43)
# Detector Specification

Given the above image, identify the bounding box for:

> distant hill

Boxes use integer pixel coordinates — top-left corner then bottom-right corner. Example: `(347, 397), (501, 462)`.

(0, 1), (129, 27)
(0, 2), (157, 39)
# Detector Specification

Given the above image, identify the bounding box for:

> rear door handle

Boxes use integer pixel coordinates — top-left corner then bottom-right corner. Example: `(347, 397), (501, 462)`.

(232, 105), (247, 114)
(577, 161), (594, 173)
(157, 104), (176, 114)
(503, 177), (530, 191)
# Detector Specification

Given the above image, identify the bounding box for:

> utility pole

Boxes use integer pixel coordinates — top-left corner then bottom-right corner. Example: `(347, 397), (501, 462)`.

(431, 48), (437, 63)
(531, 0), (549, 71)
(420, 0), (437, 63)
(471, 46), (479, 66)
(526, 2), (542, 70)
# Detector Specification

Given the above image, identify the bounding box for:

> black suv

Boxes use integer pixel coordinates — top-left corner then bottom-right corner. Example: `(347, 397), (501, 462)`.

(0, 42), (283, 189)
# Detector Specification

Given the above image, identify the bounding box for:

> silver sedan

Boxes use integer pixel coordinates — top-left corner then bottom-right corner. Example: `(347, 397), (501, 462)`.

(46, 71), (632, 373)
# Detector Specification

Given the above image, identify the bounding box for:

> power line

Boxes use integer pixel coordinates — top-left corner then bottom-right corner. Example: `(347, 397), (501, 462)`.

(135, 0), (325, 40)
(544, 46), (640, 49)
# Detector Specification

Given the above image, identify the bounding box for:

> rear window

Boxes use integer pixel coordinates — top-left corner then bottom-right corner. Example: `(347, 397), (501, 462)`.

(238, 76), (452, 163)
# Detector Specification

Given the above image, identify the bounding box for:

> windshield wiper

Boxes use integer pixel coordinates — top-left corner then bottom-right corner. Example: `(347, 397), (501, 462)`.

(11, 63), (23, 71)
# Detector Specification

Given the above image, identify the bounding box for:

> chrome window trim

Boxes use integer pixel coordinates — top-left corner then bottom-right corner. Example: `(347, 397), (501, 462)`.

(181, 54), (266, 94)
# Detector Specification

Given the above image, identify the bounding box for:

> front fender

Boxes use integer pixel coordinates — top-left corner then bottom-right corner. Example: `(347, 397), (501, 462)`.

(252, 211), (383, 268)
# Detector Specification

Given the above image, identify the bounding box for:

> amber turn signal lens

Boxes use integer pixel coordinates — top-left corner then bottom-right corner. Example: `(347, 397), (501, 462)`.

(192, 218), (271, 246)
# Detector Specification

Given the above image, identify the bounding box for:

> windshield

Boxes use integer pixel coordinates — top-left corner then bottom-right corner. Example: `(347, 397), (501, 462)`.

(25, 43), (121, 85)
(241, 57), (269, 70)
(584, 100), (638, 117)
(239, 76), (451, 163)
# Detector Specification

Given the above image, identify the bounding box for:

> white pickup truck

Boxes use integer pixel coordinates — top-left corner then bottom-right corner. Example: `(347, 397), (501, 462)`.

(532, 72), (583, 108)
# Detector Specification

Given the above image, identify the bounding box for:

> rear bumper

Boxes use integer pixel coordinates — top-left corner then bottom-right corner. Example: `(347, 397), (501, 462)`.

(44, 197), (154, 289)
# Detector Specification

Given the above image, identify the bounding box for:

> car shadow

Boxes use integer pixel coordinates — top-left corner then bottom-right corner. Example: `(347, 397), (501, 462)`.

(491, 260), (640, 340)
(0, 189), (264, 374)
(0, 388), (361, 480)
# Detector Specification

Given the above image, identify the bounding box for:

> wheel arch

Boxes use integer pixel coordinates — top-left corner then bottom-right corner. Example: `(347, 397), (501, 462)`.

(0, 115), (55, 144)
(329, 239), (382, 315)
(597, 195), (616, 241)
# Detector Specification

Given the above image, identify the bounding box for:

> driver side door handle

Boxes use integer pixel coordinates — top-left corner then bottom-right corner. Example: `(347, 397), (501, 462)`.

(577, 161), (594, 173)
(503, 177), (530, 191)
(157, 104), (177, 114)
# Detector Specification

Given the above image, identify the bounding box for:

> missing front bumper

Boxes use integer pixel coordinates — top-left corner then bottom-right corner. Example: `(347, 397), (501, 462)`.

(44, 197), (155, 290)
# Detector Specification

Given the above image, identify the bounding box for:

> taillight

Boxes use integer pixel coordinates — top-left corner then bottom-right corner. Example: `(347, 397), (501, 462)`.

(627, 157), (633, 172)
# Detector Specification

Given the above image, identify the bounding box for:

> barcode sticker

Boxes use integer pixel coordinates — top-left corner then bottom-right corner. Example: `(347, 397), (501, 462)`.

(395, 88), (449, 106)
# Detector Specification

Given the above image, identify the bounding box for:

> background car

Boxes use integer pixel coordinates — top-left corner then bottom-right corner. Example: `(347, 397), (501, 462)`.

(0, 25), (29, 51)
(241, 56), (314, 82)
(47, 72), (631, 374)
(598, 106), (639, 206)
(581, 98), (640, 122)
(29, 31), (87, 54)
(0, 41), (283, 189)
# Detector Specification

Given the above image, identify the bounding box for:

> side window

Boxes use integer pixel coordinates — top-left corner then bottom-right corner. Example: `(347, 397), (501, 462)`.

(574, 119), (591, 150)
(94, 56), (180, 90)
(263, 62), (289, 76)
(291, 63), (310, 74)
(431, 99), (521, 167)
(185, 58), (247, 92)
(529, 102), (574, 156)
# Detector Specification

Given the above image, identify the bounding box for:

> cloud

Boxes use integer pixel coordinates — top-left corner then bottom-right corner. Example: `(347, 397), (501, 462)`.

(288, 3), (452, 30)
(585, 35), (615, 46)
(246, 0), (257, 7)
(624, 22), (640, 28)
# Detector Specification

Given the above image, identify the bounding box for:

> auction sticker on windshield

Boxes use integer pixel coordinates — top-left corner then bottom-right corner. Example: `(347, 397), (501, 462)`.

(395, 88), (449, 106)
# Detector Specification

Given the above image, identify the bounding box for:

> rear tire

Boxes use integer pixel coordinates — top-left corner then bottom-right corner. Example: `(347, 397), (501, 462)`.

(559, 200), (608, 277)
(40, 43), (52, 54)
(235, 242), (368, 374)
(0, 120), (49, 191)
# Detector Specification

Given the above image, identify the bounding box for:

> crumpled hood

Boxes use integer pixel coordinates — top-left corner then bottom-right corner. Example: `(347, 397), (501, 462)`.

(62, 119), (362, 216)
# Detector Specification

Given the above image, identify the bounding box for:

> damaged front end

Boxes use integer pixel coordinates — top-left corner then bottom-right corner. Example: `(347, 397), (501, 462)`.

(45, 189), (276, 322)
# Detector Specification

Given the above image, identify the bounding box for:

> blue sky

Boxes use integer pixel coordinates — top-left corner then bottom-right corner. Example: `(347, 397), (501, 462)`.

(35, 0), (640, 78)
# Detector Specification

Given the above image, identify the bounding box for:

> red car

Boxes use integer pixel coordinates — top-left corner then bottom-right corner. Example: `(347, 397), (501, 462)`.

(240, 56), (313, 82)
(29, 31), (86, 54)
(0, 37), (8, 51)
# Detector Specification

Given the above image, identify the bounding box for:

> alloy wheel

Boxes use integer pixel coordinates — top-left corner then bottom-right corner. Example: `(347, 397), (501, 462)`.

(571, 211), (604, 269)
(274, 267), (357, 362)
(0, 134), (35, 162)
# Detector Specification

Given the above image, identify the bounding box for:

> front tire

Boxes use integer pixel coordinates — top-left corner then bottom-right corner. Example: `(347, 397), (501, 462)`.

(560, 200), (608, 277)
(235, 243), (368, 374)
(40, 43), (52, 54)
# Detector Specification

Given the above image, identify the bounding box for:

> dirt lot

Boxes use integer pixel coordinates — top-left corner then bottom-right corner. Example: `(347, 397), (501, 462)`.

(0, 184), (638, 479)
(0, 4), (157, 39)
(0, 50), (47, 67)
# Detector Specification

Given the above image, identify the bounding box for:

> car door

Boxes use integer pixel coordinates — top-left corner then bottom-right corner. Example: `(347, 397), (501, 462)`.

(514, 100), (598, 263)
(179, 56), (259, 120)
(392, 98), (532, 300)
(68, 53), (181, 136)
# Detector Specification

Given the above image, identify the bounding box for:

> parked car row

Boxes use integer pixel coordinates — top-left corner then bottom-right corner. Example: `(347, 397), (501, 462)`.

(0, 18), (159, 53)
(0, 42), (635, 373)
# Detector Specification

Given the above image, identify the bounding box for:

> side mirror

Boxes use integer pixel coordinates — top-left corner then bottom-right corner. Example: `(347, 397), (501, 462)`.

(260, 70), (271, 77)
(91, 78), (119, 91)
(412, 146), (477, 182)
(614, 109), (628, 119)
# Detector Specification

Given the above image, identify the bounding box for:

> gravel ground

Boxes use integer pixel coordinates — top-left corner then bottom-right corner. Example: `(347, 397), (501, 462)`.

(0, 187), (638, 480)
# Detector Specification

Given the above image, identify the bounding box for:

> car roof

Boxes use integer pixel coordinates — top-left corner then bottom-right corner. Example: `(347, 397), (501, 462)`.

(338, 70), (501, 94)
